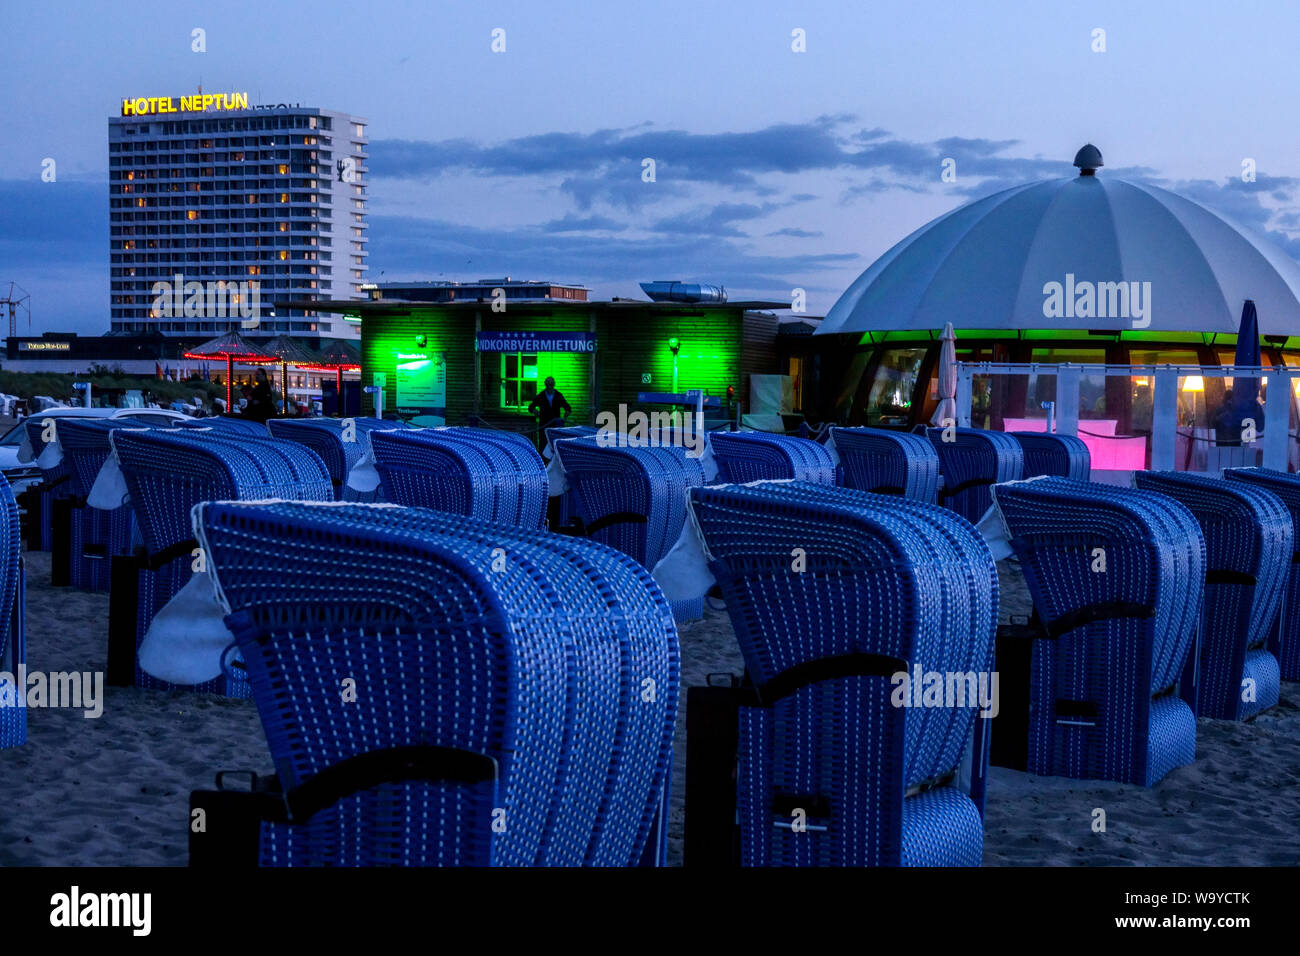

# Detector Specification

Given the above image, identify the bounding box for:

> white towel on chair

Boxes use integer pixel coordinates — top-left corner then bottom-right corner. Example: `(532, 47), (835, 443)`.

(137, 569), (237, 685)
(88, 455), (130, 510)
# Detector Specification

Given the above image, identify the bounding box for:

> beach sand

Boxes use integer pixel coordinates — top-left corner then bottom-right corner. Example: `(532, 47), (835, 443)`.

(1, 552), (1297, 866)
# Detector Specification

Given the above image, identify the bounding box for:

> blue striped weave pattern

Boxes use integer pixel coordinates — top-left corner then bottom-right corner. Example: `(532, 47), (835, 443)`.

(690, 480), (995, 866)
(370, 427), (548, 528)
(923, 427), (1025, 523)
(994, 478), (1201, 785)
(0, 477), (25, 747)
(110, 428), (332, 696)
(709, 431), (836, 485)
(268, 417), (409, 501)
(1134, 471), (1288, 720)
(195, 500), (679, 866)
(1223, 467), (1300, 681)
(831, 427), (941, 502)
(1011, 433), (1092, 481)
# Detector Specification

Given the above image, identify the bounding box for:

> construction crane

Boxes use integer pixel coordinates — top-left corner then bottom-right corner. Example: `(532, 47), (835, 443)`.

(1, 283), (30, 339)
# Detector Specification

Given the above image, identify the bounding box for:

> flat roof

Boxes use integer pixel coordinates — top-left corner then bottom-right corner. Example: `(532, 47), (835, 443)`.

(276, 297), (792, 315)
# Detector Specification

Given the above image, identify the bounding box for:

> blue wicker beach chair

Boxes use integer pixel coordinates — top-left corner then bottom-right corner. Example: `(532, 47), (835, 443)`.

(1011, 433), (1091, 481)
(23, 416), (77, 553)
(267, 417), (407, 501)
(923, 427), (1024, 523)
(831, 427), (941, 501)
(1224, 467), (1300, 682)
(544, 424), (598, 457)
(1134, 472), (1289, 720)
(204, 416), (271, 436)
(108, 428), (332, 695)
(687, 480), (996, 866)
(553, 436), (705, 619)
(53, 418), (147, 592)
(543, 425), (600, 528)
(370, 428), (548, 528)
(992, 478), (1202, 785)
(709, 431), (836, 485)
(189, 499), (679, 866)
(0, 476), (25, 748)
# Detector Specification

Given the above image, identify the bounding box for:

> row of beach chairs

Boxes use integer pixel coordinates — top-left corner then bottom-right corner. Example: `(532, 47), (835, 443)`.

(6, 412), (1300, 866)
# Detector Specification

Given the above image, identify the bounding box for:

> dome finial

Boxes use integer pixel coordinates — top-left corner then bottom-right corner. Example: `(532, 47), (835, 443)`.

(1074, 144), (1103, 176)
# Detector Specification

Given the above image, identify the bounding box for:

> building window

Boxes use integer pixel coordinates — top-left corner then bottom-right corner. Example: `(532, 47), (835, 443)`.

(500, 352), (539, 409)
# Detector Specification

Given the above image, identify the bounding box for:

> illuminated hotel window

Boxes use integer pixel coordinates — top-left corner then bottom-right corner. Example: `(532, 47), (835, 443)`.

(247, 194), (257, 204)
(279, 251), (289, 260)
(137, 198), (146, 207)
(278, 164), (288, 174)
(187, 210), (198, 220)
(280, 193), (289, 203)
(126, 171), (135, 180)
(279, 222), (288, 232)
(248, 266), (260, 275)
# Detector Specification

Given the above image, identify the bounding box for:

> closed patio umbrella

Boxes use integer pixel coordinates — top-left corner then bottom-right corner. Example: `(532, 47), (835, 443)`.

(1232, 299), (1263, 433)
(931, 321), (957, 425)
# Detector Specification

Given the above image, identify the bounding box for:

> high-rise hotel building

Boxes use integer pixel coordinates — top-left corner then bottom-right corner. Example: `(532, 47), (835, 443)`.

(109, 92), (367, 339)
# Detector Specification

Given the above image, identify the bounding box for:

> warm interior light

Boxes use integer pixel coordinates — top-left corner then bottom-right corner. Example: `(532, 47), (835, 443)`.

(1182, 376), (1204, 392)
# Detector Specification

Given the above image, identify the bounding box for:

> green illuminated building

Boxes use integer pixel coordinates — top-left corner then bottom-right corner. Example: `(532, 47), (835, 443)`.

(282, 295), (792, 430)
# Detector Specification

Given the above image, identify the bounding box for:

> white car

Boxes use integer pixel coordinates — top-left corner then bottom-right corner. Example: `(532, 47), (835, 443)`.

(0, 407), (194, 495)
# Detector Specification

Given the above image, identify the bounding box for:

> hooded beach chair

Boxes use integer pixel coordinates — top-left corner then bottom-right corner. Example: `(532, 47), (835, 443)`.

(1134, 472), (1289, 720)
(107, 428), (332, 695)
(544, 424), (598, 457)
(204, 416), (272, 436)
(0, 477), (25, 748)
(370, 427), (548, 528)
(992, 478), (1202, 785)
(52, 418), (149, 592)
(830, 426), (941, 501)
(1011, 432), (1091, 481)
(553, 436), (705, 619)
(1224, 467), (1300, 681)
(22, 416), (77, 553)
(687, 480), (996, 866)
(922, 426), (1024, 523)
(188, 500), (679, 866)
(267, 417), (408, 501)
(708, 431), (836, 485)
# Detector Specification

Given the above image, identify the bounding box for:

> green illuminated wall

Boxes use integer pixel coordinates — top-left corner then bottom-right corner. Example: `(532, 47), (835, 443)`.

(594, 307), (746, 416)
(360, 305), (593, 423)
(360, 302), (754, 424)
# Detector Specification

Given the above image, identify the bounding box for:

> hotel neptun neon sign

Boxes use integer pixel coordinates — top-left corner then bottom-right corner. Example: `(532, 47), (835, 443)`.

(121, 92), (250, 116)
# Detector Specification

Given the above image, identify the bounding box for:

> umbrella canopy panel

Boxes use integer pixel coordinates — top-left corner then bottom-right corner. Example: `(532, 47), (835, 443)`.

(182, 330), (278, 409)
(821, 147), (1300, 338)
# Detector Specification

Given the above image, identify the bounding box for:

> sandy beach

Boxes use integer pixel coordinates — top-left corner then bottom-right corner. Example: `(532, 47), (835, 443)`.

(1, 551), (1297, 866)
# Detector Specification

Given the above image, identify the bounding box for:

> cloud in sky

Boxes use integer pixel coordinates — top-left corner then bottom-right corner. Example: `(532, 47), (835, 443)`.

(10, 116), (1300, 331)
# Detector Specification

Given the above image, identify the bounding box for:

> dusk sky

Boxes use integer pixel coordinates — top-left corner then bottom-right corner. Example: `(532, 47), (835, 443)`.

(6, 0), (1300, 333)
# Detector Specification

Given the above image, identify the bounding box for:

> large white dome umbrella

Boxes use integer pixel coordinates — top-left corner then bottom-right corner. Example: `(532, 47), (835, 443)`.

(819, 145), (1300, 337)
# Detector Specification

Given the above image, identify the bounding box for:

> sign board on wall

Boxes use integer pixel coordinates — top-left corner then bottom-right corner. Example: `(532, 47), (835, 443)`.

(474, 331), (597, 353)
(395, 352), (446, 424)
